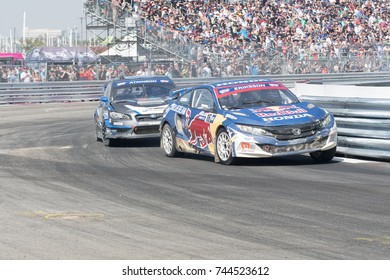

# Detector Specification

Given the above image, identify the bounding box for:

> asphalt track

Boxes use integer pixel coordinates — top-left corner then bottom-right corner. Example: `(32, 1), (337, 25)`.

(0, 102), (389, 260)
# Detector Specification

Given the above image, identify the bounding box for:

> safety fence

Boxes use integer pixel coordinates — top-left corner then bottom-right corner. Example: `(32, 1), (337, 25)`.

(1, 72), (389, 105)
(0, 81), (104, 104)
(300, 95), (390, 161)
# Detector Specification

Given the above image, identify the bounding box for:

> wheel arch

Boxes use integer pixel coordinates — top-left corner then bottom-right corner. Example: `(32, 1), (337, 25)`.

(160, 121), (172, 148)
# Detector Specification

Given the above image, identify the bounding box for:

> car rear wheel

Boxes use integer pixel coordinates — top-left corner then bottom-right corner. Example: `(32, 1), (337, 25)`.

(162, 123), (180, 157)
(216, 128), (235, 165)
(310, 146), (336, 163)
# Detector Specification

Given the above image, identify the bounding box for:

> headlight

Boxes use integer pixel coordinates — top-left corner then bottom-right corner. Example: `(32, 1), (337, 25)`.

(236, 124), (273, 137)
(319, 114), (332, 128)
(109, 111), (131, 120)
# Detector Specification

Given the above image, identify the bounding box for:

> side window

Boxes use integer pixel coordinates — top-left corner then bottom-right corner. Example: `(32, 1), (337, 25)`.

(191, 89), (215, 111)
(178, 91), (192, 107)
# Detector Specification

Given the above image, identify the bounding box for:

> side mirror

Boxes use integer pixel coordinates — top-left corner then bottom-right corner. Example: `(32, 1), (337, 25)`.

(170, 91), (181, 100)
(100, 96), (108, 104)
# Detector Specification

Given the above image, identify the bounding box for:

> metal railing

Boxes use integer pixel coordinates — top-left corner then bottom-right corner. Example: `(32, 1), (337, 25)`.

(2, 72), (389, 104)
(0, 80), (104, 104)
(299, 96), (390, 161)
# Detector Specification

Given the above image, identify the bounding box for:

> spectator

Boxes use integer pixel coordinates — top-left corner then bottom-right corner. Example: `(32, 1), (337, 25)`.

(136, 65), (145, 76)
(20, 68), (32, 82)
(84, 65), (96, 80)
(58, 67), (70, 81)
(98, 65), (107, 80)
(1, 69), (8, 83)
(8, 69), (19, 83)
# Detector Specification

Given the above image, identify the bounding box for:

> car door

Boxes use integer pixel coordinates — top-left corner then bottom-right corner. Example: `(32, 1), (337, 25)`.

(171, 90), (192, 142)
(186, 88), (217, 152)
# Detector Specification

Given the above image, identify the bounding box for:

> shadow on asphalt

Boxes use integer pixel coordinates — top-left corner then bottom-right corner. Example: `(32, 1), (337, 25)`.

(166, 153), (341, 167)
(97, 137), (160, 148)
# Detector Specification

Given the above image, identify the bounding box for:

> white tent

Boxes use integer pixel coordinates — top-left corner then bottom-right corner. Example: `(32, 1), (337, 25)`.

(99, 42), (138, 57)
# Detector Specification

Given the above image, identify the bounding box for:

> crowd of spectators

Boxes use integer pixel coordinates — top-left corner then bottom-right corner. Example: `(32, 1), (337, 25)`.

(2, 0), (390, 82)
(84, 0), (390, 76)
(138, 0), (390, 74)
(1, 62), (186, 82)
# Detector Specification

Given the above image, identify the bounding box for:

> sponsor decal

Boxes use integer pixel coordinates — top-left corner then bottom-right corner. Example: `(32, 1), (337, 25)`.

(215, 79), (275, 87)
(124, 105), (162, 115)
(253, 105), (309, 121)
(262, 113), (313, 122)
(232, 112), (248, 117)
(115, 79), (174, 88)
(254, 105), (307, 117)
(125, 80), (157, 84)
(186, 111), (217, 149)
(215, 82), (286, 98)
(225, 113), (237, 120)
(233, 83), (281, 92)
(240, 142), (255, 152)
(170, 104), (188, 115)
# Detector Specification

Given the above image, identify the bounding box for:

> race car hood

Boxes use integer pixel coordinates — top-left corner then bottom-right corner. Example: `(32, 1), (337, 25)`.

(225, 102), (328, 126)
(110, 98), (167, 114)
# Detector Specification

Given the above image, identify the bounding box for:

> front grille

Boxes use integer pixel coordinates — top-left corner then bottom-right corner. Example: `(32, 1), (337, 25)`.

(135, 113), (163, 122)
(133, 125), (160, 135)
(265, 122), (321, 140)
(258, 137), (327, 154)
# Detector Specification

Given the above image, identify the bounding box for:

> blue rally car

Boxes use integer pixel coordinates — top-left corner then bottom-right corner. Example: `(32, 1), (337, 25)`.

(94, 76), (176, 146)
(160, 79), (337, 165)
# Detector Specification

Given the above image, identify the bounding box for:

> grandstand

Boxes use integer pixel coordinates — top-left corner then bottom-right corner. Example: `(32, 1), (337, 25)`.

(74, 0), (390, 76)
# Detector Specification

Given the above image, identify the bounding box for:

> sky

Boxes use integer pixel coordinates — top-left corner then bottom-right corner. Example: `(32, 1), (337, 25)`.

(0, 0), (84, 38)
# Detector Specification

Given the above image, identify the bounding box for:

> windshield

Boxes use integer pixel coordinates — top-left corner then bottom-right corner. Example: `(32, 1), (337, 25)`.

(113, 85), (171, 102)
(218, 89), (300, 109)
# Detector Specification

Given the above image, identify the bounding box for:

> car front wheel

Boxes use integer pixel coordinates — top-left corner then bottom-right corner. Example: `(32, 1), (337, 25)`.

(102, 123), (114, 147)
(216, 128), (235, 165)
(310, 146), (336, 163)
(162, 123), (180, 157)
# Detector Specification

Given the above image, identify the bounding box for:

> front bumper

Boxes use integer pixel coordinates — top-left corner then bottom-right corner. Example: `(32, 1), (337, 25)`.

(231, 124), (337, 158)
(104, 119), (161, 139)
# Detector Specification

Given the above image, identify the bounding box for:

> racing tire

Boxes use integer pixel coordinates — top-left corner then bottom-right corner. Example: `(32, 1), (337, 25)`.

(102, 124), (114, 147)
(161, 123), (180, 157)
(95, 126), (101, 142)
(310, 146), (336, 163)
(216, 128), (235, 165)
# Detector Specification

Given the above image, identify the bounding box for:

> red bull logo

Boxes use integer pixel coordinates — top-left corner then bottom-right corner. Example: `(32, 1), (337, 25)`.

(186, 111), (215, 149)
(254, 105), (307, 117)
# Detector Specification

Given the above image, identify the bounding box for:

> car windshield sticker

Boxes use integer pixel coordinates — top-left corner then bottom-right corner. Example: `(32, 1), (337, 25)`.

(114, 79), (173, 88)
(214, 82), (287, 98)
